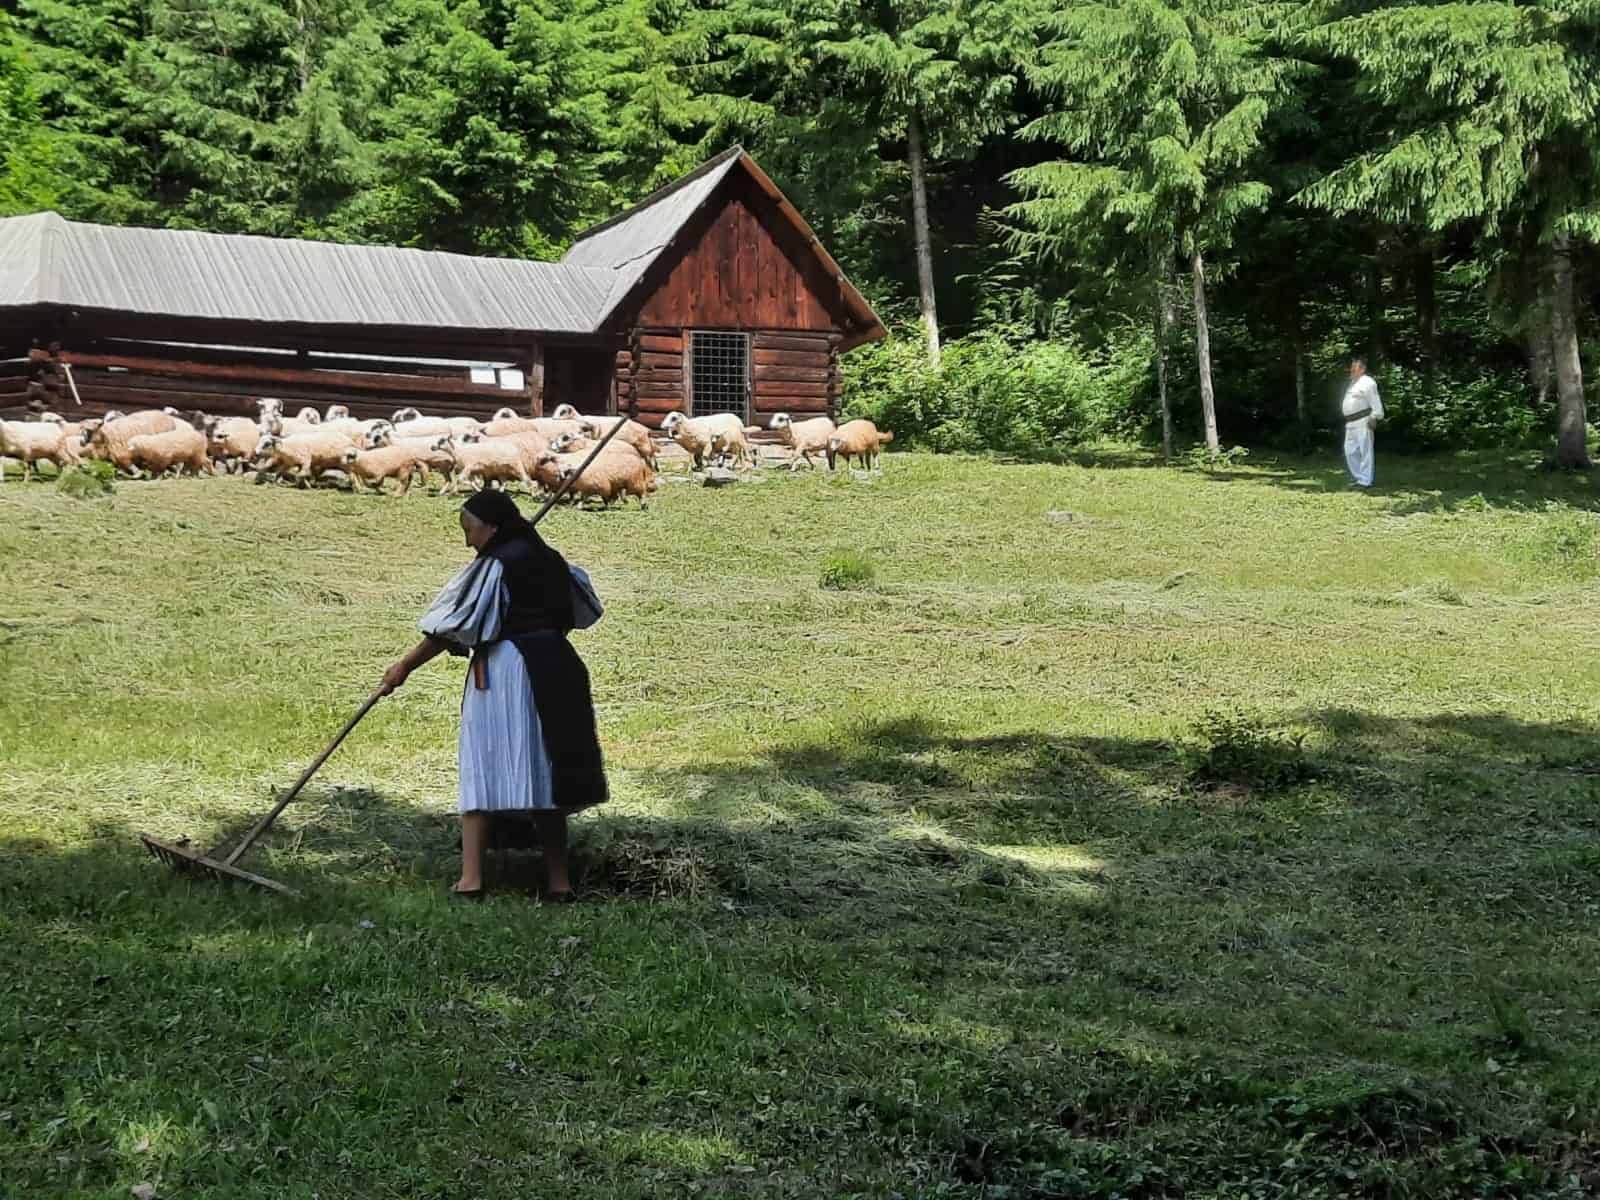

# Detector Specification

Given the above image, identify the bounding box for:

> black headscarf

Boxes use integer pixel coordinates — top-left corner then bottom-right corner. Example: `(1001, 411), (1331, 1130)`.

(461, 489), (574, 632)
(461, 488), (537, 546)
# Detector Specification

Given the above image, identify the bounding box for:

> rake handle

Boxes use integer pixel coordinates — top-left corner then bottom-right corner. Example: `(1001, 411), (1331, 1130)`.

(219, 417), (630, 868)
(223, 688), (385, 865)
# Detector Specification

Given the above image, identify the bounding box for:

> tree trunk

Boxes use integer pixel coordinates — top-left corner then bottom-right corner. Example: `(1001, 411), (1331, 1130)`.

(1293, 330), (1308, 452)
(1415, 249), (1437, 401)
(1191, 249), (1220, 454)
(1367, 237), (1385, 366)
(1153, 252), (1176, 460)
(1547, 232), (1589, 468)
(1529, 328), (1554, 411)
(906, 107), (941, 368)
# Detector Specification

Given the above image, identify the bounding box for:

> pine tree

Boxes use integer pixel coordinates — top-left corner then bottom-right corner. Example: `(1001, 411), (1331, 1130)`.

(807, 0), (1035, 366)
(1299, 0), (1600, 467)
(0, 11), (63, 216)
(1007, 0), (1295, 454)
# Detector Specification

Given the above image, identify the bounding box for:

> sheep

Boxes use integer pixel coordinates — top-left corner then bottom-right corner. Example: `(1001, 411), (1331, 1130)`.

(340, 444), (426, 496)
(535, 449), (656, 508)
(204, 416), (264, 473)
(254, 430), (358, 486)
(392, 415), (482, 440)
(661, 411), (748, 469)
(492, 406), (522, 421)
(87, 410), (182, 474)
(37, 411), (90, 450)
(544, 448), (656, 508)
(319, 416), (392, 441)
(277, 408), (327, 438)
(826, 419), (895, 471)
(483, 415), (583, 441)
(126, 425), (214, 478)
(572, 414), (658, 467)
(364, 427), (459, 486)
(0, 418), (81, 481)
(325, 405), (350, 422)
(769, 413), (837, 470)
(435, 435), (535, 494)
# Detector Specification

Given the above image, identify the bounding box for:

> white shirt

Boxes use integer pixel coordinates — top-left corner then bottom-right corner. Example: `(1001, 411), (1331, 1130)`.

(1342, 374), (1383, 420)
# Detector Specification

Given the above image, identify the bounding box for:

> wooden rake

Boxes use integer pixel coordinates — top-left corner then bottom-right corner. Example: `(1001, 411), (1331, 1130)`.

(139, 415), (632, 895)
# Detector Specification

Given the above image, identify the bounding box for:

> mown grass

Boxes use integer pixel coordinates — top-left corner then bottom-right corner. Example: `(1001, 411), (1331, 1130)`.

(4, 447), (1600, 1198)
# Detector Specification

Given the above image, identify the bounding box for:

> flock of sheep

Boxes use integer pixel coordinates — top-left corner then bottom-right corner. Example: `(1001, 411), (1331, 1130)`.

(0, 401), (895, 507)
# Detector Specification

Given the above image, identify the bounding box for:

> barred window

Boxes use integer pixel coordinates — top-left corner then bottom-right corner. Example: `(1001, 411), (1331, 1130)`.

(689, 331), (749, 421)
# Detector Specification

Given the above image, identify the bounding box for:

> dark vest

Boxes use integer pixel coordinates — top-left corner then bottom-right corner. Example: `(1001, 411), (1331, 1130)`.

(483, 532), (575, 637)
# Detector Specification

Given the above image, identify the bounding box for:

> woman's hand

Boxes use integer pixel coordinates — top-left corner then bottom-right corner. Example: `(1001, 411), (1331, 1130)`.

(379, 661), (411, 695)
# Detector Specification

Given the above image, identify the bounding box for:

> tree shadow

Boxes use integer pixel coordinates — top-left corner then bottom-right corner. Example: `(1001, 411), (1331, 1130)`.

(7, 708), (1600, 1195)
(1193, 449), (1600, 514)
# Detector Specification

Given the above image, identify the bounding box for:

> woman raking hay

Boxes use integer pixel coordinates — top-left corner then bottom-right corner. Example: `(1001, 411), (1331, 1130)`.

(380, 489), (607, 899)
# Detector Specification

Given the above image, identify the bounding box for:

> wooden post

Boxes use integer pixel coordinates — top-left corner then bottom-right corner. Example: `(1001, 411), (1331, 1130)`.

(827, 333), (843, 421)
(528, 342), (544, 417)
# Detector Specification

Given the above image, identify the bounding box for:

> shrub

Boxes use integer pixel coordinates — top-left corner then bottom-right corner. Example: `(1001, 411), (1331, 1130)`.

(819, 549), (876, 591)
(841, 322), (1151, 457)
(57, 460), (114, 499)
(1181, 708), (1311, 792)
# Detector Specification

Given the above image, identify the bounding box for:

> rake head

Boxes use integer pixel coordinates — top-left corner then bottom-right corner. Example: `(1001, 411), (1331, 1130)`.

(139, 833), (299, 897)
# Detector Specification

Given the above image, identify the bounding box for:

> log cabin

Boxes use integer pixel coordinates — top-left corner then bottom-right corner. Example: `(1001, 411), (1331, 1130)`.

(0, 147), (884, 430)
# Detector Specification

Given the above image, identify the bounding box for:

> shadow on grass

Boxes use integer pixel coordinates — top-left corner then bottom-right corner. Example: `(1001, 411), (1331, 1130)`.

(6, 708), (1600, 1195)
(1191, 449), (1600, 514)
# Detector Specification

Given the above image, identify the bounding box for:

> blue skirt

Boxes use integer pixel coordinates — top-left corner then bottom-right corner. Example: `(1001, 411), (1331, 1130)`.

(458, 639), (555, 813)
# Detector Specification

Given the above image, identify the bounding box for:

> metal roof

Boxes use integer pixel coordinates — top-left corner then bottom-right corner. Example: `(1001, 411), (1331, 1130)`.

(0, 211), (616, 334)
(0, 147), (885, 345)
(561, 145), (748, 322)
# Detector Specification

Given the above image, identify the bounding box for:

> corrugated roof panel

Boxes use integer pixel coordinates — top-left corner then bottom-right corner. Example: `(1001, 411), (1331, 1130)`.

(0, 215), (618, 333)
(562, 147), (744, 275)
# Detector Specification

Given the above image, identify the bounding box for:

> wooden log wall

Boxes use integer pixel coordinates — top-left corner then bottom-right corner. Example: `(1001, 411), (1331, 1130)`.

(751, 331), (839, 419)
(621, 332), (684, 429)
(21, 341), (536, 423)
(615, 328), (844, 430)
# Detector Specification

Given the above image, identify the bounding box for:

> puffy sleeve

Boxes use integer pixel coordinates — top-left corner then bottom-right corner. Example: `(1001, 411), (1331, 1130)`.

(419, 556), (507, 653)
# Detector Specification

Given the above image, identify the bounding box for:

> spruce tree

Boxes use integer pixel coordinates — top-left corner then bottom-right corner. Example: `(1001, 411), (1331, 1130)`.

(1008, 0), (1294, 453)
(1299, 0), (1600, 466)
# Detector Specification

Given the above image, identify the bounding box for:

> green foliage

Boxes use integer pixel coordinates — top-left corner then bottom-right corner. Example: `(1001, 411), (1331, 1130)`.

(1182, 707), (1311, 792)
(0, 11), (62, 215)
(818, 548), (876, 590)
(844, 323), (1151, 455)
(56, 459), (115, 498)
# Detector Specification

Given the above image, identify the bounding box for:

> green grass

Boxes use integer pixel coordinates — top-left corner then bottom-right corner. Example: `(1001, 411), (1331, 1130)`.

(5, 447), (1600, 1198)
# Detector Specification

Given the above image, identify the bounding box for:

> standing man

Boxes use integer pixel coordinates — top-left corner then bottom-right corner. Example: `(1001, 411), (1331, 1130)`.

(1342, 357), (1384, 488)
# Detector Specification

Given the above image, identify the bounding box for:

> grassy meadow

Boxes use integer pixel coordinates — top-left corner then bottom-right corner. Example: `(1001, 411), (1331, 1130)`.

(4, 448), (1600, 1198)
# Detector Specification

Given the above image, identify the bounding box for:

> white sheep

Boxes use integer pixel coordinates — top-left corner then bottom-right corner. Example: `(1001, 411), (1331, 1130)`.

(572, 414), (657, 467)
(0, 419), (81, 481)
(769, 413), (837, 470)
(340, 444), (426, 495)
(37, 412), (90, 452)
(661, 411), (747, 469)
(435, 435), (534, 494)
(484, 415), (584, 441)
(255, 430), (357, 486)
(127, 425), (214, 477)
(86, 410), (182, 474)
(393, 415), (481, 441)
(325, 405), (350, 422)
(826, 419), (895, 471)
(204, 416), (264, 473)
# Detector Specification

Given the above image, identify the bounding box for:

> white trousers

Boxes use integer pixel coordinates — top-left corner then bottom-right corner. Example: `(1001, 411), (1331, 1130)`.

(1344, 421), (1375, 487)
